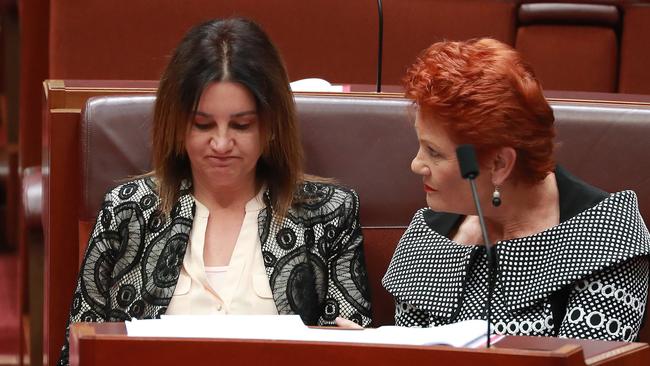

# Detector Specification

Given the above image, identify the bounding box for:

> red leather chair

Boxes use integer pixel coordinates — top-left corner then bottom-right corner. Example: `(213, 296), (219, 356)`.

(515, 2), (619, 92)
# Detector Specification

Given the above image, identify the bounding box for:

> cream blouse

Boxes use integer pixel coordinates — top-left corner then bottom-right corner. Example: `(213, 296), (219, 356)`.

(166, 190), (278, 315)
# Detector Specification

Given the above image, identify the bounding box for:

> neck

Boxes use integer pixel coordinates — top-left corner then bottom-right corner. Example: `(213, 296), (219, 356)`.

(481, 172), (560, 242)
(192, 176), (259, 212)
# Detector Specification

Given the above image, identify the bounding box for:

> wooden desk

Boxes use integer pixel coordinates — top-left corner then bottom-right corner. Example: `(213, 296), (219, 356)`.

(69, 322), (649, 366)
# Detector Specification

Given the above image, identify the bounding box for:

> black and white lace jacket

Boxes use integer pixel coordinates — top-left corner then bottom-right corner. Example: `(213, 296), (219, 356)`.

(58, 177), (371, 365)
(383, 167), (650, 342)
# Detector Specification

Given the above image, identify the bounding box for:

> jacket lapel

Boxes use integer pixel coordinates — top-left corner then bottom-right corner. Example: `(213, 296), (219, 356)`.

(257, 186), (324, 324)
(141, 181), (194, 308)
(382, 209), (477, 320)
(257, 190), (295, 315)
(499, 191), (650, 312)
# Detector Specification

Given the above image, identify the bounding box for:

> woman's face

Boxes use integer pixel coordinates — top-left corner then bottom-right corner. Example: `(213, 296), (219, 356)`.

(185, 81), (263, 191)
(411, 110), (489, 214)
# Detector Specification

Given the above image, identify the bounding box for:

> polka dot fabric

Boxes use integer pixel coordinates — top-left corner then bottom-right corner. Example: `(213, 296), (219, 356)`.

(384, 191), (650, 341)
(560, 257), (648, 341)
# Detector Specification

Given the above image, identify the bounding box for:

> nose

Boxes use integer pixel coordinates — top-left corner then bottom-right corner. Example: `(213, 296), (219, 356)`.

(411, 149), (430, 176)
(209, 133), (233, 153)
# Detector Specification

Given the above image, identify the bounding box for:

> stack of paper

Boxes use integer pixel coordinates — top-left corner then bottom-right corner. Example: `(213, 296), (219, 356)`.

(125, 315), (488, 348)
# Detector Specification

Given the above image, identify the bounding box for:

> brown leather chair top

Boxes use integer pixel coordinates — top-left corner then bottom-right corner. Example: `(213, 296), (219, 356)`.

(518, 3), (619, 26)
(554, 101), (650, 215)
(80, 95), (155, 220)
(81, 94), (650, 227)
(80, 94), (424, 226)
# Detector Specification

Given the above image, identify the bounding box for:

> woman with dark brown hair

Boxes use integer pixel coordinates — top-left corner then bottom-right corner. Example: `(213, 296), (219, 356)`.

(383, 38), (649, 342)
(58, 18), (370, 365)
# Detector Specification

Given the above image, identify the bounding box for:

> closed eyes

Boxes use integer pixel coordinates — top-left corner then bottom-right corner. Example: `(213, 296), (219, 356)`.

(191, 116), (257, 131)
(427, 146), (443, 158)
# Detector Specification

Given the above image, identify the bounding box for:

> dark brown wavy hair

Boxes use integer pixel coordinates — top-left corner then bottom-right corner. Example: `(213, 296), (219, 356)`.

(152, 18), (304, 217)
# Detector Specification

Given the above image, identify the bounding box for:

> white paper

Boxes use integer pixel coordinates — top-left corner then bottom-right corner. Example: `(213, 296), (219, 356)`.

(125, 315), (487, 348)
(370, 320), (488, 347)
(127, 315), (307, 339)
(289, 78), (345, 92)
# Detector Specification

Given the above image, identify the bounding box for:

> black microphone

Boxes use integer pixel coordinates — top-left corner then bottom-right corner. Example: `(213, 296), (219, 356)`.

(376, 0), (383, 93)
(457, 144), (479, 179)
(456, 144), (496, 348)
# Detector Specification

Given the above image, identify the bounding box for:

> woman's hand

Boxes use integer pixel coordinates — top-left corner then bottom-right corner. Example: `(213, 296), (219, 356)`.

(334, 316), (363, 329)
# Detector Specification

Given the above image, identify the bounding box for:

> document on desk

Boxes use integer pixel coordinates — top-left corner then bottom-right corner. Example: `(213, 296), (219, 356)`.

(125, 315), (487, 348)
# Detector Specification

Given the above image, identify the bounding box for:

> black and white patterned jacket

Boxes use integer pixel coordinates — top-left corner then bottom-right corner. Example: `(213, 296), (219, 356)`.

(58, 177), (372, 365)
(383, 167), (650, 342)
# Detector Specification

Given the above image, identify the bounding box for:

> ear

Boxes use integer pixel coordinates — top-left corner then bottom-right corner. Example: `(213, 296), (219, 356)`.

(490, 147), (517, 186)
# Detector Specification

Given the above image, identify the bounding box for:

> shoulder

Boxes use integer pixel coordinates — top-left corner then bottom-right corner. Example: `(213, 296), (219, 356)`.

(394, 208), (469, 259)
(603, 189), (640, 211)
(383, 208), (474, 316)
(296, 180), (358, 200)
(587, 190), (649, 251)
(291, 180), (360, 215)
(508, 190), (649, 265)
(579, 190), (643, 228)
(103, 176), (159, 206)
(499, 190), (650, 311)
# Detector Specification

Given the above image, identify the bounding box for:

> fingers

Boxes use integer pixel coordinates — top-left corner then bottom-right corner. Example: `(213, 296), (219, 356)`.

(334, 316), (363, 329)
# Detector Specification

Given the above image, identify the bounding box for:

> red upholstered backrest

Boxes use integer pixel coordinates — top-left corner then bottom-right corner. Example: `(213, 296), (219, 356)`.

(515, 3), (619, 92)
(49, 0), (378, 84)
(619, 4), (650, 94)
(382, 0), (517, 86)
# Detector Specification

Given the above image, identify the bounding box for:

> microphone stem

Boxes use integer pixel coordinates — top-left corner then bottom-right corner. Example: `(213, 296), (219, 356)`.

(376, 0), (383, 93)
(469, 179), (495, 348)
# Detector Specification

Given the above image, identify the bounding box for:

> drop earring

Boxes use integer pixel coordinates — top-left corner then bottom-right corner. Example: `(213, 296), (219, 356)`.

(492, 186), (502, 207)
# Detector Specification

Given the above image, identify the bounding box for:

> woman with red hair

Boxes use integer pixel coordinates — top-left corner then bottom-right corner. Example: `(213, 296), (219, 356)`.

(383, 38), (649, 341)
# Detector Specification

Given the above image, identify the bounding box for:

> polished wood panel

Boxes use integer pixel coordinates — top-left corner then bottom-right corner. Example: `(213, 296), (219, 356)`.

(41, 80), (157, 366)
(43, 110), (81, 366)
(69, 322), (650, 366)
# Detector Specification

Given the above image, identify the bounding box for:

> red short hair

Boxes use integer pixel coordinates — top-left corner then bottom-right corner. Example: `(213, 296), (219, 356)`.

(404, 38), (555, 184)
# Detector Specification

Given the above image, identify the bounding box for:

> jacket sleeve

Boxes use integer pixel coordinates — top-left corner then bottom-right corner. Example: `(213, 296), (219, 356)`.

(318, 189), (372, 327)
(558, 256), (649, 341)
(57, 192), (119, 366)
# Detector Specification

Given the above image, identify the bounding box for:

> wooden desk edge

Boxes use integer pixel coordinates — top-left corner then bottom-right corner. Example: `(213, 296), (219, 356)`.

(585, 342), (649, 365)
(69, 322), (587, 358)
(66, 323), (650, 366)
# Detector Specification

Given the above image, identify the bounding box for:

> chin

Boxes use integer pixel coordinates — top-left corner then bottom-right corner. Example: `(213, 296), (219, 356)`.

(200, 173), (237, 188)
(426, 196), (466, 215)
(425, 197), (445, 213)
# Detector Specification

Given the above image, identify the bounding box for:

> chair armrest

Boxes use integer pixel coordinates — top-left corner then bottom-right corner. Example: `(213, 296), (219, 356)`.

(22, 166), (42, 230)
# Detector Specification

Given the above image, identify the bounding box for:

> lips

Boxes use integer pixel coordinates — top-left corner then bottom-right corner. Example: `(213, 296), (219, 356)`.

(424, 184), (436, 193)
(206, 155), (238, 167)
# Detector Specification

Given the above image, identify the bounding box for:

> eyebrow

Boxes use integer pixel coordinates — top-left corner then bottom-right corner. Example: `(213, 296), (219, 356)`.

(194, 110), (257, 118)
(417, 135), (443, 150)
